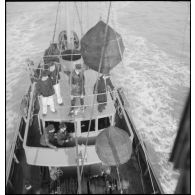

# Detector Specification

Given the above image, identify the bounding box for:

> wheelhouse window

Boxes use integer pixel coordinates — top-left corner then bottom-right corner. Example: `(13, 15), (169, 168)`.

(98, 117), (111, 130)
(45, 121), (59, 133)
(81, 120), (95, 133)
(65, 122), (75, 133)
(45, 121), (75, 133)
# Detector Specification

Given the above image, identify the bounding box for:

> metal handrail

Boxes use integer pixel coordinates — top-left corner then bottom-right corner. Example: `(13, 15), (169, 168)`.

(6, 114), (22, 185)
(22, 83), (36, 149)
(64, 101), (114, 109)
(117, 88), (164, 194)
(43, 53), (81, 58)
(115, 89), (134, 142)
(6, 84), (36, 185)
(69, 90), (117, 98)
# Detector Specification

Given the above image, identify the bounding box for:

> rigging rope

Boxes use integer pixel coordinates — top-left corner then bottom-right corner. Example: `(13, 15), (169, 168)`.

(81, 2), (83, 36)
(106, 127), (123, 194)
(74, 2), (83, 37)
(69, 3), (83, 194)
(110, 6), (125, 69)
(74, 121), (82, 194)
(52, 2), (60, 43)
(116, 166), (123, 194)
(86, 2), (89, 33)
(79, 0), (112, 183)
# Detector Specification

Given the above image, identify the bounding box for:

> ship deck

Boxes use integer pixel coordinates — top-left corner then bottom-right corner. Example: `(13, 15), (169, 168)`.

(6, 76), (162, 194)
(39, 69), (115, 122)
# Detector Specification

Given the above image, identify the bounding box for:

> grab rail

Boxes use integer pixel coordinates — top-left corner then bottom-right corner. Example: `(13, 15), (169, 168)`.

(117, 88), (164, 194)
(22, 83), (36, 151)
(6, 114), (22, 185)
(115, 88), (134, 142)
(6, 84), (35, 185)
(43, 54), (81, 58)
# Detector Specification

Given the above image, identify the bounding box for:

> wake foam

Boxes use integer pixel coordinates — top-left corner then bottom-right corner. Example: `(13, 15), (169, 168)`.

(110, 7), (189, 194)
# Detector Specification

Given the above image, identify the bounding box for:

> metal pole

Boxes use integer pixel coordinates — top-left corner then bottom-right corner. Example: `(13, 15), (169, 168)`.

(52, 2), (60, 43)
(74, 122), (82, 194)
(115, 90), (134, 142)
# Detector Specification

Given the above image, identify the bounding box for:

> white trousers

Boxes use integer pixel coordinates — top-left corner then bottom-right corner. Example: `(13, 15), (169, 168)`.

(41, 95), (55, 114)
(53, 83), (63, 104)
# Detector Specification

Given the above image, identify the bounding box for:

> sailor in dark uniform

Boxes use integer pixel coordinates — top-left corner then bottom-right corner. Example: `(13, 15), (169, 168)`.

(94, 72), (115, 113)
(69, 64), (85, 114)
(56, 123), (72, 146)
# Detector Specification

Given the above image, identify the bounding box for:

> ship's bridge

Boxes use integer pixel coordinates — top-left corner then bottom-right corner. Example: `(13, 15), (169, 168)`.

(23, 68), (116, 167)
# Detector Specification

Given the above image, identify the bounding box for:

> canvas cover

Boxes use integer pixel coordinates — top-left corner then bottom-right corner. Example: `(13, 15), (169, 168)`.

(81, 20), (125, 74)
(95, 126), (132, 166)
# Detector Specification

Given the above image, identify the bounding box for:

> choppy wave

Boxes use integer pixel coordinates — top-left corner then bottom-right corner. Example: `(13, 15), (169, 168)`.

(110, 3), (190, 193)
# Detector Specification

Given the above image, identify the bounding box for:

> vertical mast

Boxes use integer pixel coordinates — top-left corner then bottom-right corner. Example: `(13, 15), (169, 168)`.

(66, 1), (71, 48)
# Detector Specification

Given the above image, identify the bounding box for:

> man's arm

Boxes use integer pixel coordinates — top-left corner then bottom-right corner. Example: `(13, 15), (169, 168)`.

(43, 127), (57, 150)
(45, 136), (57, 149)
(47, 141), (57, 150)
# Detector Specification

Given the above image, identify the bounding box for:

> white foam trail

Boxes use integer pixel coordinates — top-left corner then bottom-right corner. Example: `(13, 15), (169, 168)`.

(110, 5), (189, 194)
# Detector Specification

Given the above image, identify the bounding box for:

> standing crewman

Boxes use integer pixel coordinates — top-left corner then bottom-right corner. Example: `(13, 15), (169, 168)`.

(49, 62), (63, 105)
(69, 64), (85, 114)
(36, 70), (56, 115)
(94, 72), (115, 113)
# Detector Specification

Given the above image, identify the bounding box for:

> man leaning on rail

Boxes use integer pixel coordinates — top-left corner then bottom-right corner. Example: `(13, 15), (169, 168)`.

(94, 69), (115, 113)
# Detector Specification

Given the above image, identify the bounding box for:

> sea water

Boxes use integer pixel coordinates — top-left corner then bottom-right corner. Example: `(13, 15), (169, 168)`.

(6, 2), (190, 193)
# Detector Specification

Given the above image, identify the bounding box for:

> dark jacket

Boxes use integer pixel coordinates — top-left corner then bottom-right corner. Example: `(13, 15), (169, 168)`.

(36, 77), (55, 97)
(71, 70), (85, 96)
(49, 65), (61, 85)
(56, 131), (71, 146)
(94, 76), (114, 103)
